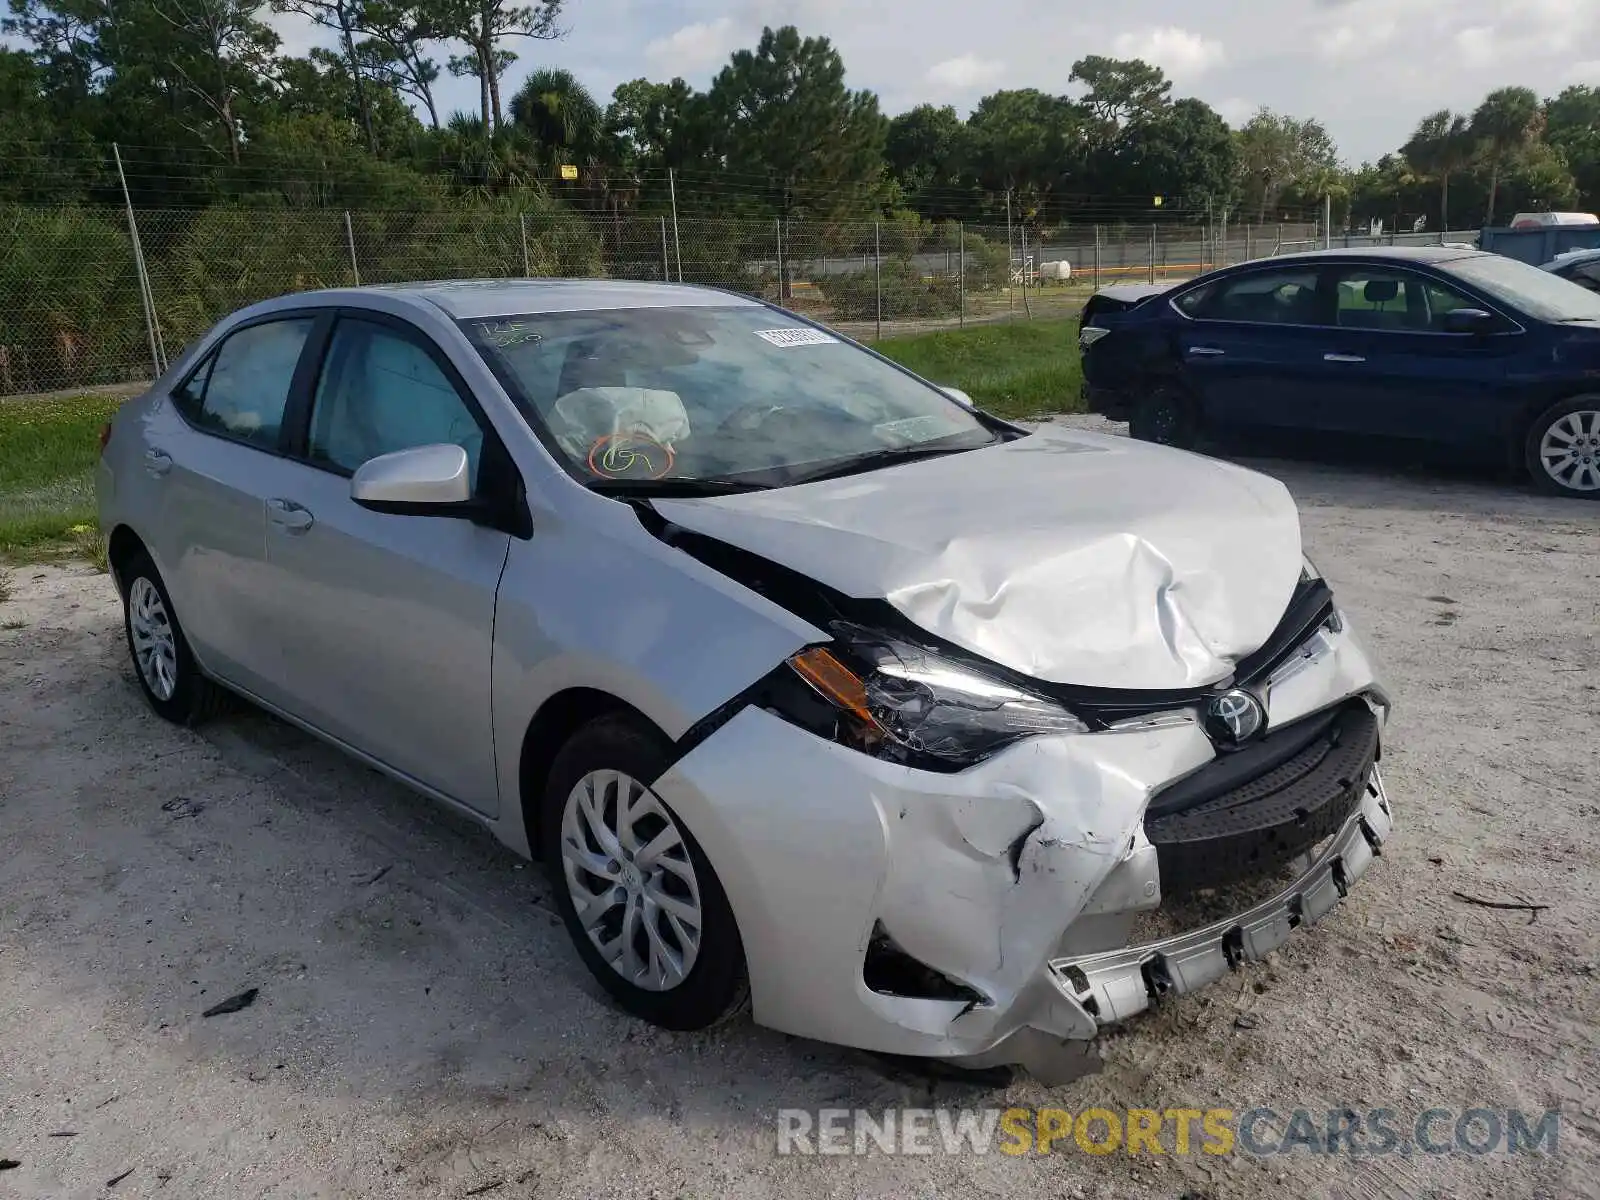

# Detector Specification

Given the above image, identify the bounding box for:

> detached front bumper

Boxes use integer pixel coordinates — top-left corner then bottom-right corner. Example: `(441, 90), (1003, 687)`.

(649, 620), (1392, 1082)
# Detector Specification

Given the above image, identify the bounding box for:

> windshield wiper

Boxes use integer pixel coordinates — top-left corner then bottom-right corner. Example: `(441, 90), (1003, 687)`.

(782, 439), (992, 486)
(586, 476), (771, 497)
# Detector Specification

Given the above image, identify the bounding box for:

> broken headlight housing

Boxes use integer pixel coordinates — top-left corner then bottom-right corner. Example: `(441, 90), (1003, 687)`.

(781, 626), (1088, 769)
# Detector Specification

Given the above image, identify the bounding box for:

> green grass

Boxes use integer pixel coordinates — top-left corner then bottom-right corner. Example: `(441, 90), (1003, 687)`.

(874, 318), (1084, 420)
(0, 393), (123, 557)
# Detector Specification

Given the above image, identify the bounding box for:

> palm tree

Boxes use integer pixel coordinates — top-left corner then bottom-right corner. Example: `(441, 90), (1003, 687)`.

(508, 68), (604, 173)
(1402, 109), (1474, 235)
(1471, 88), (1545, 225)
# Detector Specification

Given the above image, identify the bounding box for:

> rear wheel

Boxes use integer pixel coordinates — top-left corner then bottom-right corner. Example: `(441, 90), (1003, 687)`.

(119, 552), (231, 724)
(541, 714), (748, 1031)
(1526, 397), (1600, 499)
(1129, 384), (1199, 449)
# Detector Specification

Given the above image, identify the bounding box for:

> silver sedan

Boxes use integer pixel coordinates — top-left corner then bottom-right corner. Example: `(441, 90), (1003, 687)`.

(97, 280), (1394, 1080)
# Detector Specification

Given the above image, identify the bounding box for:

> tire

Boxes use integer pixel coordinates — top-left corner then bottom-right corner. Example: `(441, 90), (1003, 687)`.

(120, 551), (231, 725)
(541, 714), (749, 1031)
(1129, 384), (1199, 449)
(1525, 396), (1600, 499)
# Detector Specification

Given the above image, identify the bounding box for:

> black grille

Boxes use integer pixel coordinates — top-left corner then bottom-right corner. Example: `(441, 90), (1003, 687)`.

(1145, 702), (1378, 894)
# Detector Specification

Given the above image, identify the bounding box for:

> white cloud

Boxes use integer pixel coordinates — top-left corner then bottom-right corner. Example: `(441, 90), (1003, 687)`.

(1317, 19), (1397, 61)
(1214, 97), (1257, 127)
(266, 8), (328, 59)
(925, 54), (1007, 90)
(1453, 24), (1498, 69)
(644, 17), (740, 75)
(1110, 26), (1224, 80)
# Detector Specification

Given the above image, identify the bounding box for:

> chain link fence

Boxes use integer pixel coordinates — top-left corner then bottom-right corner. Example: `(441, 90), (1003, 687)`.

(2, 202), (1330, 397)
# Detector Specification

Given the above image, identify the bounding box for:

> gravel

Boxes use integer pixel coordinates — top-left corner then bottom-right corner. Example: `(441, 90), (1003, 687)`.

(1, 425), (1596, 1199)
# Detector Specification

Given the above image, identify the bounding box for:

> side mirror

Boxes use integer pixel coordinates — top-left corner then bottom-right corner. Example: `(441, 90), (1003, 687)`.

(941, 385), (975, 407)
(351, 443), (474, 516)
(1441, 308), (1497, 335)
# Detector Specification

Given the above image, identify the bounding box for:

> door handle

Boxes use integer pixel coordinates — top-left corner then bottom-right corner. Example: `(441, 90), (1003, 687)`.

(144, 448), (172, 477)
(266, 498), (314, 534)
(1187, 346), (1226, 357)
(1324, 353), (1366, 363)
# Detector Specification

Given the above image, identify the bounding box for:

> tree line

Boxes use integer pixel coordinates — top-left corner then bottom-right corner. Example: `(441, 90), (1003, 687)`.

(3, 0), (1596, 230)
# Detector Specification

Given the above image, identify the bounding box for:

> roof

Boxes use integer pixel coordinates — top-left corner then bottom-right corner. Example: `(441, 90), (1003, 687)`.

(1262, 245), (1483, 265)
(360, 278), (761, 319)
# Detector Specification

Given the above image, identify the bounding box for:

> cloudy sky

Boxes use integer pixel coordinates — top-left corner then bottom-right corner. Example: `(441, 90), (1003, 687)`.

(274, 0), (1592, 163)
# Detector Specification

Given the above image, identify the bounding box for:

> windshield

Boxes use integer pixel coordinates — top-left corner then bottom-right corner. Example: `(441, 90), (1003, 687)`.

(1445, 254), (1600, 322)
(459, 306), (995, 487)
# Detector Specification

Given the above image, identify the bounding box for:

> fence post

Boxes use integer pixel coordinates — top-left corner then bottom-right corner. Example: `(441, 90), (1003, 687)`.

(1149, 225), (1157, 284)
(660, 216), (670, 282)
(1324, 194), (1333, 249)
(1246, 223), (1254, 261)
(669, 168), (683, 282)
(113, 142), (164, 379)
(519, 213), (531, 277)
(874, 222), (882, 341)
(344, 211), (360, 285)
(958, 223), (965, 329)
(775, 217), (783, 303)
(1093, 227), (1100, 290)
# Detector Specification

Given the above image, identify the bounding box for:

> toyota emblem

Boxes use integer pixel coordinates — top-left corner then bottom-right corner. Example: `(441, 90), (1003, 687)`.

(1205, 689), (1266, 745)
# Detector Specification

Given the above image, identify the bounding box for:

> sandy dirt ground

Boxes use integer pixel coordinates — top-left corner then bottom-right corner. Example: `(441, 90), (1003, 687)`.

(1, 426), (1597, 1199)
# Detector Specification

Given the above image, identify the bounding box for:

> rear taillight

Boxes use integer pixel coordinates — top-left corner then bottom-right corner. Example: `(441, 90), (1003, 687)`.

(98, 423), (112, 455)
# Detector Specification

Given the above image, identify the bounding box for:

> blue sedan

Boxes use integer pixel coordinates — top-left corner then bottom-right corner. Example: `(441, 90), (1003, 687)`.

(1080, 247), (1600, 498)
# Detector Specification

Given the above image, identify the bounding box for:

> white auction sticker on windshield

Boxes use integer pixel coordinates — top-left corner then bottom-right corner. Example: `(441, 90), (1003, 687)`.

(754, 327), (838, 348)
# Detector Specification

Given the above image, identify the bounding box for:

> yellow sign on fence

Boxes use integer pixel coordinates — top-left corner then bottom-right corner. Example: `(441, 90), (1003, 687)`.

(559, 164), (579, 181)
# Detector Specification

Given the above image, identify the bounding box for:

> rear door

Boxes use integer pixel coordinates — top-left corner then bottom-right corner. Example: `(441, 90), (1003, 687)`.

(1312, 265), (1521, 445)
(250, 310), (514, 815)
(1170, 266), (1335, 432)
(148, 313), (323, 694)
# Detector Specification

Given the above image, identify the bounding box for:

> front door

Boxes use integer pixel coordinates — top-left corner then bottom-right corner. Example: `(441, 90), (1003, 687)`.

(254, 313), (512, 815)
(1314, 266), (1520, 445)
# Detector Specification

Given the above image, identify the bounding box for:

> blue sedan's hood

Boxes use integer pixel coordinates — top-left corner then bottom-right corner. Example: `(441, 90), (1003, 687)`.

(652, 426), (1304, 691)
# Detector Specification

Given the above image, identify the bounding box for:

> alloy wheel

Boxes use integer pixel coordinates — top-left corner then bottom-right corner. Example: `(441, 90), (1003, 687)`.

(1539, 409), (1600, 493)
(558, 769), (703, 992)
(128, 576), (178, 701)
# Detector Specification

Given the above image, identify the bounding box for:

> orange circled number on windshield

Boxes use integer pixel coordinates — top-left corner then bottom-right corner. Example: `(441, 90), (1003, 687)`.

(586, 433), (675, 480)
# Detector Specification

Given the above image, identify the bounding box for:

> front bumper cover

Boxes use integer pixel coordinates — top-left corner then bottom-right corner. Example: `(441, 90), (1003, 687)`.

(650, 618), (1392, 1083)
(1050, 769), (1392, 1028)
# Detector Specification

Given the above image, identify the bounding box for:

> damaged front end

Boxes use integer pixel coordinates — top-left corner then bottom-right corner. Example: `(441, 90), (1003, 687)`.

(647, 539), (1395, 1084)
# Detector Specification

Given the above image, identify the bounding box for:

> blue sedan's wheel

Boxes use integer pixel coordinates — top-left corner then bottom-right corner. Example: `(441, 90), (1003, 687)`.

(1129, 385), (1198, 449)
(1527, 398), (1600, 499)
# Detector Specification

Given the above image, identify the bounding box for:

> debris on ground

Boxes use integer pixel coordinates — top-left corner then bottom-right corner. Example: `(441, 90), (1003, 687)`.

(201, 988), (259, 1017)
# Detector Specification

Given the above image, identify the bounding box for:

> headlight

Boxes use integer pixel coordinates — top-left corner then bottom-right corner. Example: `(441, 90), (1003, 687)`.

(783, 627), (1087, 769)
(1079, 325), (1111, 347)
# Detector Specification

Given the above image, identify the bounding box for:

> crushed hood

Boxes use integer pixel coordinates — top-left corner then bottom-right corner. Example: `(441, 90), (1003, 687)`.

(651, 426), (1303, 690)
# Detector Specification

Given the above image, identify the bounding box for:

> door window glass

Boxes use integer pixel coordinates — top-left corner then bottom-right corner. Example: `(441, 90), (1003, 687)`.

(175, 318), (313, 447)
(308, 319), (484, 483)
(1334, 269), (1487, 332)
(1177, 270), (1322, 324)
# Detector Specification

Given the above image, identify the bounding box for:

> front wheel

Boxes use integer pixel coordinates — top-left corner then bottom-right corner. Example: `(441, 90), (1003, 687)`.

(1129, 385), (1199, 449)
(1525, 397), (1600, 498)
(542, 714), (748, 1031)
